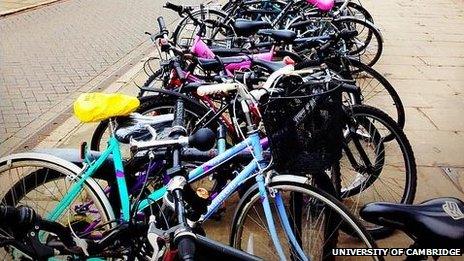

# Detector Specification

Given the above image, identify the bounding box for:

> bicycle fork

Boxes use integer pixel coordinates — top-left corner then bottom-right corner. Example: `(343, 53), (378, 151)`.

(256, 175), (310, 261)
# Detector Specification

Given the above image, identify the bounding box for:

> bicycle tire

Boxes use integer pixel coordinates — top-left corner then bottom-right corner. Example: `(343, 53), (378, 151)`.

(171, 8), (231, 48)
(335, 105), (416, 239)
(0, 153), (115, 259)
(340, 58), (405, 130)
(334, 16), (383, 67)
(230, 175), (382, 260)
(335, 1), (375, 24)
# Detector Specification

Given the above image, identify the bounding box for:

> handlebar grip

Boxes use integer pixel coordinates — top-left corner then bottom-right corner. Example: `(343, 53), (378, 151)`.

(177, 236), (196, 261)
(172, 98), (185, 129)
(294, 59), (322, 70)
(339, 29), (359, 40)
(165, 2), (183, 13)
(0, 205), (36, 226)
(197, 83), (238, 96)
(340, 82), (360, 93)
(249, 89), (268, 102)
(157, 17), (167, 33)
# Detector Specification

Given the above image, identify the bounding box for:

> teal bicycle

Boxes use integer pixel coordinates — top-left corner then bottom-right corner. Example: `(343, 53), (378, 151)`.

(0, 68), (381, 260)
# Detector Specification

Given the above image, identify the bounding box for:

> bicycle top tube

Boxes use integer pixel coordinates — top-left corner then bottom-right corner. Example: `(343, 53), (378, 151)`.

(137, 131), (268, 215)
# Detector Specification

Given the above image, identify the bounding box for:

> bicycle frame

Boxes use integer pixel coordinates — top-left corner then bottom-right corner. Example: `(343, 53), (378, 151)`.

(47, 135), (131, 222)
(47, 124), (305, 259)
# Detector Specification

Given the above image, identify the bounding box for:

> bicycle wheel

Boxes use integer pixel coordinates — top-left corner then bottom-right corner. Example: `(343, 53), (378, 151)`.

(0, 153), (114, 259)
(171, 8), (232, 48)
(335, 1), (374, 24)
(334, 16), (383, 67)
(339, 58), (405, 130)
(230, 175), (382, 260)
(90, 94), (211, 151)
(335, 105), (416, 239)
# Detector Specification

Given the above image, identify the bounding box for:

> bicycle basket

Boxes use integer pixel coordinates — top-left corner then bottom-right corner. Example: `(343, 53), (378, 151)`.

(261, 76), (345, 174)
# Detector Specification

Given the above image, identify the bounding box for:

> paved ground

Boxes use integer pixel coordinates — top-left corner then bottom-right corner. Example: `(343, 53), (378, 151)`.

(0, 0), (463, 259)
(0, 0), (57, 14)
(0, 0), (194, 155)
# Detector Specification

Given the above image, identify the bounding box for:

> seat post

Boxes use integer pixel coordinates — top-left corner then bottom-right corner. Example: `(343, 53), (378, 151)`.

(108, 118), (116, 136)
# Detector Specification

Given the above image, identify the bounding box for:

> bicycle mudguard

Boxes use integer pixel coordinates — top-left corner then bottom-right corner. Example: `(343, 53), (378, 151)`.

(32, 148), (117, 181)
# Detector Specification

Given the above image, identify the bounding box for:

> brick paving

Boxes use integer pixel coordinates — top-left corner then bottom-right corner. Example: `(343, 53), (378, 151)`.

(0, 0), (202, 154)
(0, 0), (463, 258)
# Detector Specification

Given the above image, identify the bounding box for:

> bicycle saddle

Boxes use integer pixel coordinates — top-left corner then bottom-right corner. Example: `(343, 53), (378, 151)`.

(198, 57), (247, 71)
(361, 197), (464, 248)
(233, 19), (272, 37)
(74, 93), (140, 122)
(257, 29), (297, 44)
(253, 59), (286, 72)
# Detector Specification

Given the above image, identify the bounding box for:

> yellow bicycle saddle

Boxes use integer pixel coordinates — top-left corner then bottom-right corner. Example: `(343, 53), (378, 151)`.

(73, 92), (140, 123)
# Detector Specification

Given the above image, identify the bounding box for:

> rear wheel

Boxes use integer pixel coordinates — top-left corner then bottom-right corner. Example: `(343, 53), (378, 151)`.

(334, 16), (383, 67)
(335, 1), (374, 23)
(171, 9), (232, 48)
(337, 58), (405, 130)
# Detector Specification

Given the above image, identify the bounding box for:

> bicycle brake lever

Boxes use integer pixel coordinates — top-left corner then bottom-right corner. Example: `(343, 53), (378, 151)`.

(73, 236), (89, 256)
(147, 215), (163, 261)
(145, 125), (158, 139)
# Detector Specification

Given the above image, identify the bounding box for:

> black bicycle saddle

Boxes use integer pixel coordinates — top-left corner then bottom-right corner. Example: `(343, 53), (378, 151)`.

(361, 197), (464, 248)
(257, 29), (297, 43)
(252, 59), (286, 72)
(198, 57), (247, 71)
(233, 19), (272, 37)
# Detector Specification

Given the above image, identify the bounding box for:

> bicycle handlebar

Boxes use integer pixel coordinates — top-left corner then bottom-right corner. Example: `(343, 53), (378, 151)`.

(164, 2), (193, 15)
(177, 236), (196, 261)
(157, 17), (168, 34)
(0, 205), (36, 225)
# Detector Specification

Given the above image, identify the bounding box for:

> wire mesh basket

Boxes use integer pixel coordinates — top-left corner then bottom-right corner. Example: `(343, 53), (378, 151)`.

(261, 76), (345, 174)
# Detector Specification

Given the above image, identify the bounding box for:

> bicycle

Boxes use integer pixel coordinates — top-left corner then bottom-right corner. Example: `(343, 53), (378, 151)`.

(0, 64), (384, 260)
(89, 17), (415, 239)
(170, 0), (383, 66)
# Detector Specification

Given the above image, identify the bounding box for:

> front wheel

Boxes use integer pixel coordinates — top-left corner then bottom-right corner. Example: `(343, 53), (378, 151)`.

(230, 175), (382, 260)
